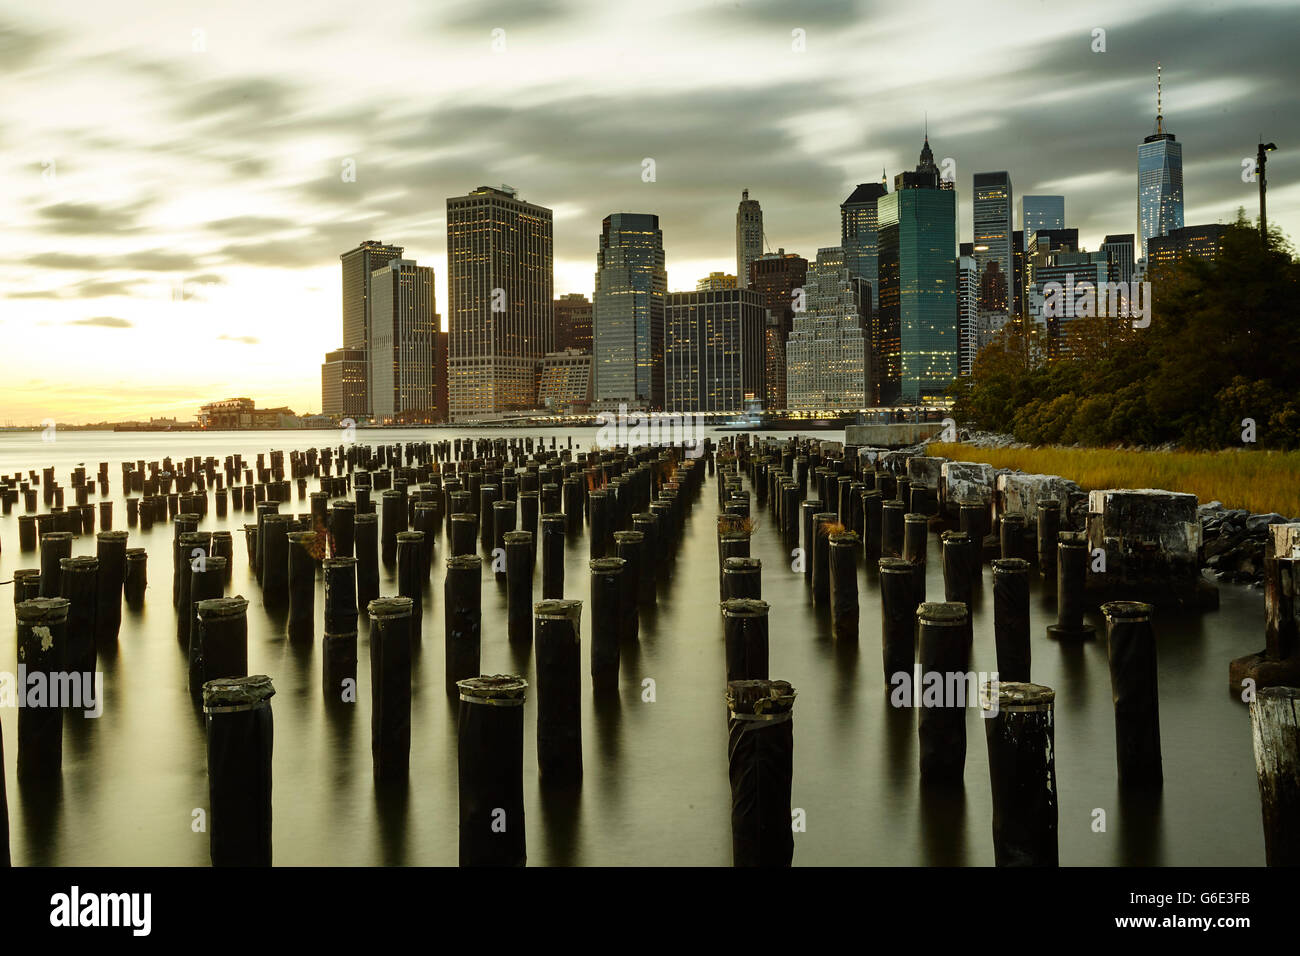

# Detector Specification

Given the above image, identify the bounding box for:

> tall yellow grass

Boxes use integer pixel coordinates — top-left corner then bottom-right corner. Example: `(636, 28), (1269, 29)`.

(929, 443), (1300, 518)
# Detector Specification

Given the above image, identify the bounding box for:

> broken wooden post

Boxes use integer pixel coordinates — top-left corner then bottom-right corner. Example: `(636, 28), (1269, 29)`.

(505, 531), (534, 643)
(982, 681), (1058, 867)
(124, 548), (147, 607)
(203, 674), (275, 866)
(917, 601), (972, 786)
(992, 558), (1032, 683)
(1102, 600), (1162, 787)
(723, 556), (762, 600)
(444, 556), (482, 695)
(354, 513), (380, 611)
(726, 679), (796, 867)
(1249, 685), (1300, 866)
(880, 557), (917, 692)
(829, 531), (859, 641)
(16, 597), (68, 776)
(1048, 532), (1095, 640)
(457, 675), (528, 866)
(368, 596), (414, 782)
(534, 601), (583, 785)
(722, 598), (770, 683)
(196, 596), (249, 688)
(287, 532), (316, 642)
(396, 531), (425, 644)
(540, 513), (565, 600)
(589, 557), (625, 693)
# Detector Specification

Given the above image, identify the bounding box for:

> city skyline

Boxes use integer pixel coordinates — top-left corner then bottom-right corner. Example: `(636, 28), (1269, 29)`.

(2, 0), (1297, 423)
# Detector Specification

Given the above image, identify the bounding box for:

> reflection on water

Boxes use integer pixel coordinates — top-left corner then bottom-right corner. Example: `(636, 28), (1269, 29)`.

(0, 429), (1269, 865)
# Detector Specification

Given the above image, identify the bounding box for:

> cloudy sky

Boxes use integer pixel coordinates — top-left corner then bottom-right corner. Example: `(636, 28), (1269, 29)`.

(2, 0), (1296, 424)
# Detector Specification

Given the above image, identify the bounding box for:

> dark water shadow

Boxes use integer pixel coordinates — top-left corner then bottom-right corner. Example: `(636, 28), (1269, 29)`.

(538, 781), (584, 866)
(373, 777), (410, 866)
(918, 783), (969, 866)
(17, 773), (64, 866)
(1116, 785), (1166, 865)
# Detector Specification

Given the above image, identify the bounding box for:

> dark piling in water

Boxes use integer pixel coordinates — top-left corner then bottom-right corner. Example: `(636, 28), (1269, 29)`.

(917, 601), (972, 787)
(187, 557), (227, 695)
(541, 513), (565, 600)
(1250, 686), (1300, 866)
(59, 555), (99, 676)
(879, 557), (916, 693)
(287, 532), (316, 642)
(723, 556), (762, 600)
(444, 556), (482, 695)
(589, 557), (625, 692)
(450, 513), (477, 558)
(505, 531), (534, 643)
(1102, 600), (1162, 788)
(881, 500), (905, 558)
(354, 513), (380, 611)
(368, 596), (413, 782)
(124, 548), (147, 607)
(1000, 512), (1027, 563)
(457, 675), (528, 867)
(39, 531), (73, 598)
(726, 679), (796, 867)
(1048, 532), (1095, 640)
(194, 595), (248, 696)
(992, 558), (1032, 683)
(323, 556), (358, 635)
(380, 491), (404, 565)
(202, 674), (275, 867)
(1036, 500), (1060, 580)
(330, 500), (355, 558)
(722, 598), (770, 683)
(535, 601), (583, 785)
(396, 531), (425, 644)
(829, 531), (859, 641)
(16, 597), (68, 776)
(982, 681), (1058, 867)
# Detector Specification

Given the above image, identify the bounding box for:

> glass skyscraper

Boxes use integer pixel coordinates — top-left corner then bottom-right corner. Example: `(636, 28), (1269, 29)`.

(840, 181), (888, 314)
(973, 172), (1014, 318)
(877, 151), (958, 405)
(1020, 195), (1064, 242)
(593, 212), (666, 409)
(1137, 66), (1184, 259)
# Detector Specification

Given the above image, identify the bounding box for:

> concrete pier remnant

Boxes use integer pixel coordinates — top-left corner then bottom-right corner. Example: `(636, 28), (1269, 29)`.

(1086, 489), (1209, 607)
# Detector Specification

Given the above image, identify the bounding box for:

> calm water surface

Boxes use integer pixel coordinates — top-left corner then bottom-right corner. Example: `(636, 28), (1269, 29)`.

(0, 429), (1267, 865)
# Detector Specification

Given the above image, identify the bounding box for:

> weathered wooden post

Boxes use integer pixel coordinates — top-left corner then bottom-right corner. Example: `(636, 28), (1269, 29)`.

(879, 557), (916, 692)
(589, 557), (625, 693)
(196, 596), (249, 687)
(124, 548), (147, 606)
(203, 674), (275, 866)
(941, 530), (973, 608)
(287, 531), (316, 642)
(330, 500), (355, 558)
(187, 556), (227, 696)
(811, 512), (837, 604)
(1048, 532), (1095, 639)
(881, 500), (905, 558)
(917, 601), (972, 786)
(1250, 686), (1300, 866)
(368, 596), (413, 782)
(723, 556), (762, 600)
(396, 531), (425, 644)
(354, 513), (380, 611)
(1000, 512), (1027, 562)
(16, 597), (68, 776)
(505, 531), (534, 643)
(39, 531), (73, 597)
(829, 531), (859, 640)
(903, 512), (928, 565)
(1036, 500), (1060, 579)
(992, 558), (1032, 683)
(541, 513), (565, 600)
(535, 601), (583, 785)
(982, 681), (1058, 866)
(380, 490), (404, 565)
(1102, 601), (1162, 787)
(726, 679), (797, 867)
(59, 555), (99, 676)
(260, 515), (290, 609)
(722, 598), (769, 683)
(445, 556), (482, 694)
(457, 675), (528, 866)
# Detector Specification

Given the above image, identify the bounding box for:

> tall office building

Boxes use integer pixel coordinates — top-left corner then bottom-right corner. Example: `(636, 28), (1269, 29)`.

(736, 189), (764, 289)
(841, 180), (889, 313)
(749, 250), (808, 409)
(877, 138), (959, 404)
(1030, 249), (1110, 362)
(368, 259), (436, 422)
(1011, 230), (1026, 319)
(554, 292), (593, 353)
(973, 172), (1014, 321)
(1101, 234), (1136, 286)
(593, 212), (667, 410)
(665, 287), (765, 412)
(786, 247), (868, 410)
(321, 348), (367, 419)
(446, 185), (553, 421)
(956, 256), (978, 377)
(337, 239), (404, 416)
(1138, 64), (1184, 260)
(1146, 224), (1227, 271)
(697, 272), (737, 291)
(1020, 195), (1065, 242)
(433, 329), (448, 423)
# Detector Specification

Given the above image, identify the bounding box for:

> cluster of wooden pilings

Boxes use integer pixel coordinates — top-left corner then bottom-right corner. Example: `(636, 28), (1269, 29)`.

(714, 431), (1299, 867)
(1, 433), (716, 867)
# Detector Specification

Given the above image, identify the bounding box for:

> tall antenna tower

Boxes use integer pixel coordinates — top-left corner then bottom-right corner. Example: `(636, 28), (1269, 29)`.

(1155, 62), (1164, 135)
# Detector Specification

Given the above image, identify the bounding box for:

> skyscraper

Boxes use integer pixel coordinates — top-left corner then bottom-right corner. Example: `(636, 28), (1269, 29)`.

(749, 250), (808, 409)
(446, 185), (554, 421)
(593, 212), (667, 410)
(785, 247), (868, 410)
(736, 189), (764, 289)
(338, 239), (404, 416)
(1020, 196), (1065, 242)
(841, 180), (888, 313)
(1101, 234), (1136, 287)
(956, 255), (978, 377)
(878, 138), (959, 404)
(554, 293), (593, 353)
(665, 287), (765, 412)
(321, 348), (367, 419)
(1138, 64), (1184, 260)
(973, 172), (1014, 324)
(368, 259), (436, 422)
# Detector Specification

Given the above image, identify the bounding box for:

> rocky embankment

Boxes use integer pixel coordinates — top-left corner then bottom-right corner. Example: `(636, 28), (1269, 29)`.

(917, 429), (1295, 589)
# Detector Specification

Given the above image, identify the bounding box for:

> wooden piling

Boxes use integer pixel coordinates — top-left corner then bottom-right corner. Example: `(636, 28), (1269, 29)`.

(202, 674), (274, 866)
(992, 558), (1032, 683)
(1102, 600), (1162, 787)
(917, 601), (972, 786)
(982, 681), (1058, 866)
(534, 601), (583, 785)
(726, 679), (797, 867)
(456, 675), (528, 866)
(1250, 686), (1300, 866)
(444, 556), (482, 694)
(368, 596), (414, 782)
(16, 597), (69, 776)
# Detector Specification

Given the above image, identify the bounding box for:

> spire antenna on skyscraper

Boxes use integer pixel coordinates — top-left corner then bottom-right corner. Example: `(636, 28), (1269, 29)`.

(1155, 62), (1164, 136)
